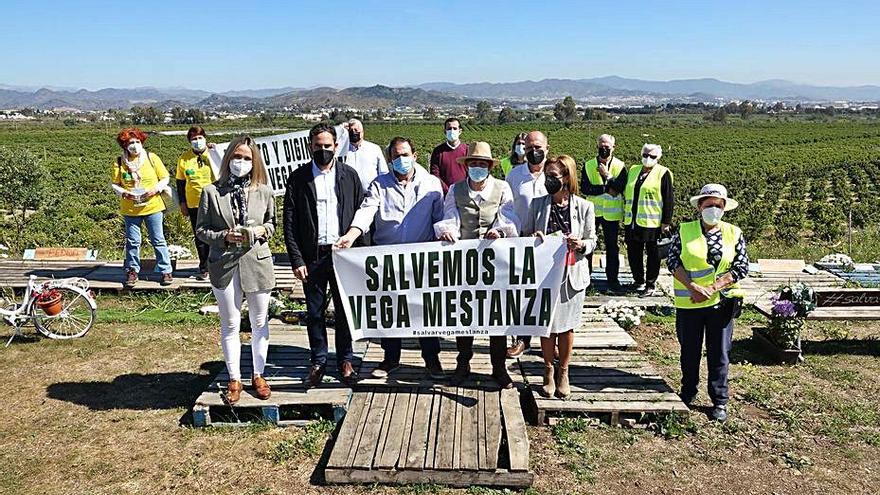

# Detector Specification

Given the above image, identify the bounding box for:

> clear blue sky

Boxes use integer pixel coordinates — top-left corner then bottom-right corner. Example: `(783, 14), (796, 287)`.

(2, 0), (878, 91)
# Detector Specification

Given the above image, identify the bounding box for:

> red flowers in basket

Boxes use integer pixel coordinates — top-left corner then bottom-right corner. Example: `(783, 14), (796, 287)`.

(35, 288), (63, 316)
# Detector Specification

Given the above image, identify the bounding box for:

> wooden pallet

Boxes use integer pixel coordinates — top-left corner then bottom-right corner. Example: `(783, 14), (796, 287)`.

(518, 348), (687, 425)
(0, 260), (306, 297)
(192, 328), (367, 427)
(325, 387), (533, 488)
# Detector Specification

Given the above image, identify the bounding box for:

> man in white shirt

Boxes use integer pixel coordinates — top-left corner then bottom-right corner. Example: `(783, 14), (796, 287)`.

(505, 130), (550, 359)
(434, 141), (520, 389)
(342, 118), (389, 191)
(336, 137), (445, 379)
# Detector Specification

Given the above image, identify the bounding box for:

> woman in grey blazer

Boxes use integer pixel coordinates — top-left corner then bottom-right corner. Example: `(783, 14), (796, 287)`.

(196, 136), (276, 405)
(521, 155), (597, 399)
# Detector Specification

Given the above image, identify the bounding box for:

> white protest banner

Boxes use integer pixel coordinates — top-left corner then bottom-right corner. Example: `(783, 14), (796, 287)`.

(332, 236), (567, 340)
(208, 124), (349, 196)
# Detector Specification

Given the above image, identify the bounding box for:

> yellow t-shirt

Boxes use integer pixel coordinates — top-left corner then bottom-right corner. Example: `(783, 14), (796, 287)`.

(111, 152), (169, 217)
(176, 149), (216, 207)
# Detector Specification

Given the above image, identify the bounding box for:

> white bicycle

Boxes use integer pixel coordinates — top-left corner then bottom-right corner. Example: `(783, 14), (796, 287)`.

(2, 275), (98, 346)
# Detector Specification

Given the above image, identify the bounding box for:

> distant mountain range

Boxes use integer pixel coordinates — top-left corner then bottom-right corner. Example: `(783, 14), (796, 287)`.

(418, 77), (880, 102)
(1, 76), (878, 112)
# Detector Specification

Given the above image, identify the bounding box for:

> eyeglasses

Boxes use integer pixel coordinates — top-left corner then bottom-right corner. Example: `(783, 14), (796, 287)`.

(642, 153), (658, 159)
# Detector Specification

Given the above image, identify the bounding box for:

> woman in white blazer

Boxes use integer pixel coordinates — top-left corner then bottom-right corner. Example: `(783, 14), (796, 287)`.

(521, 155), (597, 398)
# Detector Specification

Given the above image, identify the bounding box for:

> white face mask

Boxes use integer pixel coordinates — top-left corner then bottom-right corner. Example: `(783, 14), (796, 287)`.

(642, 156), (657, 167)
(514, 144), (525, 156)
(191, 137), (206, 152)
(445, 129), (460, 142)
(127, 142), (143, 155)
(229, 158), (252, 178)
(701, 206), (724, 225)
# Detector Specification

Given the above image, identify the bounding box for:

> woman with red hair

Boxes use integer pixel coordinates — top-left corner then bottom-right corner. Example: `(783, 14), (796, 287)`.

(110, 127), (174, 288)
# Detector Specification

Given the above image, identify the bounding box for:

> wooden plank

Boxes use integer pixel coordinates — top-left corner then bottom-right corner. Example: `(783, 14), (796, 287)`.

(324, 467), (534, 488)
(477, 389), (488, 470)
(458, 388), (479, 471)
(534, 399), (689, 413)
(424, 388), (442, 469)
(499, 388), (528, 472)
(452, 387), (463, 471)
(403, 389), (430, 470)
(377, 388), (413, 469)
(327, 391), (371, 468)
(352, 391), (389, 469)
(373, 390), (398, 469)
(484, 390), (502, 469)
(434, 387), (457, 470)
(757, 259), (806, 272)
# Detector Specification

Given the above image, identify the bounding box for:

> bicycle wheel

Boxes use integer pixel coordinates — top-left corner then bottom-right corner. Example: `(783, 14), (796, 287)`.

(31, 286), (96, 339)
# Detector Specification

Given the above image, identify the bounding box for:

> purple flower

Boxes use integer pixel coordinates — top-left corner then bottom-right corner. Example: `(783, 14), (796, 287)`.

(772, 299), (798, 318)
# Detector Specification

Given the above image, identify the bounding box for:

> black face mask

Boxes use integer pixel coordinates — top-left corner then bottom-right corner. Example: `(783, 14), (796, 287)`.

(312, 149), (334, 167)
(544, 175), (563, 195)
(348, 131), (361, 143)
(526, 149), (545, 165)
(597, 147), (611, 159)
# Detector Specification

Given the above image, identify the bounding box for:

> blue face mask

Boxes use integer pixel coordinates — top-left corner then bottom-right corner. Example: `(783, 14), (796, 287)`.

(467, 166), (490, 182)
(391, 156), (414, 175)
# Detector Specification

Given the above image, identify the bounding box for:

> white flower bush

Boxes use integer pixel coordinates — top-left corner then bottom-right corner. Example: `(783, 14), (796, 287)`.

(817, 253), (854, 270)
(167, 244), (193, 260)
(598, 301), (646, 331)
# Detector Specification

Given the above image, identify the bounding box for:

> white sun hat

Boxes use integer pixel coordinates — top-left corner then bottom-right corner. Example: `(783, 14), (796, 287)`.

(689, 183), (739, 211)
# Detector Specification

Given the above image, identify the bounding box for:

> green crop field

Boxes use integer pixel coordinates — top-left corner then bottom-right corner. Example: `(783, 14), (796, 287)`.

(2, 117), (880, 262)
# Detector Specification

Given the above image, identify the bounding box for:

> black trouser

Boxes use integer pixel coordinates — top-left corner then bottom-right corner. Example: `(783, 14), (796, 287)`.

(381, 337), (441, 365)
(304, 246), (354, 367)
(587, 218), (621, 286)
(626, 238), (660, 287)
(456, 336), (508, 373)
(187, 208), (210, 272)
(675, 298), (736, 406)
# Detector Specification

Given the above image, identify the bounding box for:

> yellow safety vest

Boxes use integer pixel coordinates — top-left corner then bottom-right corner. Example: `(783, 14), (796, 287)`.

(584, 157), (625, 221)
(623, 164), (670, 228)
(673, 220), (746, 309)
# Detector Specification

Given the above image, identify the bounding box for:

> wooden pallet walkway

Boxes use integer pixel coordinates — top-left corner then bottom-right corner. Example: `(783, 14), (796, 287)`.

(192, 327), (367, 427)
(324, 386), (533, 488)
(740, 269), (844, 305)
(0, 260), (306, 298)
(518, 348), (688, 425)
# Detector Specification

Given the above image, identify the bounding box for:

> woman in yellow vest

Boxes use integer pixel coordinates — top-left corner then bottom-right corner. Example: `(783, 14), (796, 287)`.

(581, 133), (627, 294)
(110, 127), (173, 288)
(176, 126), (216, 280)
(667, 184), (749, 422)
(499, 132), (527, 178)
(623, 143), (673, 297)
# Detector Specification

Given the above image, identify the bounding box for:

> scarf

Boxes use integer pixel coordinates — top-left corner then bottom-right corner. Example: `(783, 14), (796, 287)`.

(220, 175), (251, 226)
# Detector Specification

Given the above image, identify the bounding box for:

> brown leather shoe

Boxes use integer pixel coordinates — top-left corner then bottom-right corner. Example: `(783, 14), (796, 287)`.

(160, 272), (173, 286)
(123, 269), (138, 288)
(306, 364), (326, 389)
(506, 339), (528, 358)
(339, 361), (359, 387)
(252, 375), (271, 400)
(225, 380), (243, 404)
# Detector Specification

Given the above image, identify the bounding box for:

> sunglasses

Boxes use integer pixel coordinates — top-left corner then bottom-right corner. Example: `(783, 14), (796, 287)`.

(642, 153), (658, 159)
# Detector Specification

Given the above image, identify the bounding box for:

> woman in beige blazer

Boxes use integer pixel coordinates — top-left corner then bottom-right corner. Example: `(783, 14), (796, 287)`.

(196, 136), (276, 405)
(521, 155), (596, 399)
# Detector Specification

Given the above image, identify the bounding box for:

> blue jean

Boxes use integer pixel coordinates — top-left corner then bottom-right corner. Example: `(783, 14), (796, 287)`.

(123, 212), (172, 274)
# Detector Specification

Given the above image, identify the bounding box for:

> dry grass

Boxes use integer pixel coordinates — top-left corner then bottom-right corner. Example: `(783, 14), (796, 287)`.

(1, 297), (879, 494)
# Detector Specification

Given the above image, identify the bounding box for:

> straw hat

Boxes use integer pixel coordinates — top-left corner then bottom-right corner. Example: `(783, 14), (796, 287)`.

(456, 141), (499, 166)
(689, 183), (739, 211)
